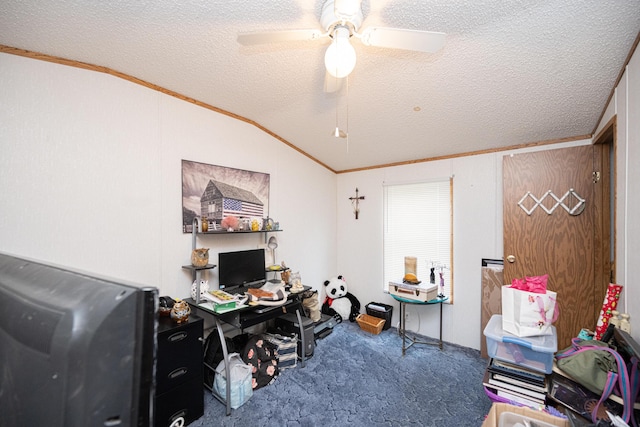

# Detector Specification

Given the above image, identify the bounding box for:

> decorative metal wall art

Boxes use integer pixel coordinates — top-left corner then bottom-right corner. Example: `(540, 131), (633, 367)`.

(517, 189), (585, 216)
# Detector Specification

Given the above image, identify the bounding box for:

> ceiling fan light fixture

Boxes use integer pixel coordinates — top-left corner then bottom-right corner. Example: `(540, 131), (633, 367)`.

(333, 0), (361, 21)
(324, 26), (356, 78)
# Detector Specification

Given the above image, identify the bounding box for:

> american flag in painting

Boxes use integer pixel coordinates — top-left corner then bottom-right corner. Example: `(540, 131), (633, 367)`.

(222, 198), (263, 217)
(199, 179), (265, 223)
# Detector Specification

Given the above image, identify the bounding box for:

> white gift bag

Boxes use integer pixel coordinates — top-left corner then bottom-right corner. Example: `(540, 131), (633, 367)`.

(501, 285), (558, 337)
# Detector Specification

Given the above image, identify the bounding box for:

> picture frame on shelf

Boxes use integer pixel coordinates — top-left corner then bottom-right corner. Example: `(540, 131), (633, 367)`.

(181, 160), (270, 233)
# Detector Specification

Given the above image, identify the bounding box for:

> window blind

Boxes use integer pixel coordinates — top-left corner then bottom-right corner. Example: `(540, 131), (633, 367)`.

(383, 178), (453, 302)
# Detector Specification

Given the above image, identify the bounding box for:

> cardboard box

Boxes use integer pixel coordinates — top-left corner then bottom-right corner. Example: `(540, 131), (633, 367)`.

(481, 403), (568, 427)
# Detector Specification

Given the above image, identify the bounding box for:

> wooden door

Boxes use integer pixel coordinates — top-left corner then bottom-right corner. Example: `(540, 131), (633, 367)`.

(503, 145), (609, 349)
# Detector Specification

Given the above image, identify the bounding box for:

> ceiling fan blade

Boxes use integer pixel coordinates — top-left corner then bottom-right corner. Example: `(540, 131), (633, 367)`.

(359, 27), (446, 53)
(237, 29), (324, 46)
(323, 71), (344, 93)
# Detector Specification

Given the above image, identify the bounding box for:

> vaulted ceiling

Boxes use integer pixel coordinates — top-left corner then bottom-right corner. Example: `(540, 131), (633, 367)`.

(1, 1), (639, 172)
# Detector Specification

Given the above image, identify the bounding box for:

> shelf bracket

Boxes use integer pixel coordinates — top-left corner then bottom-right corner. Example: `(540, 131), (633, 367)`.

(192, 217), (200, 249)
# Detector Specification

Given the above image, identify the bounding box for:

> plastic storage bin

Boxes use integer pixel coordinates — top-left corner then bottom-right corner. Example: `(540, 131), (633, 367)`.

(365, 302), (393, 330)
(483, 314), (557, 374)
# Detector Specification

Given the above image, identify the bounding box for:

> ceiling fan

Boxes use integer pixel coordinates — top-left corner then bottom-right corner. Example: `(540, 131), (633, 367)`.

(237, 0), (446, 92)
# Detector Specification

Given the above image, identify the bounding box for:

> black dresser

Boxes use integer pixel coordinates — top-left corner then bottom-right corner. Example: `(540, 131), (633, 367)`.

(155, 315), (204, 427)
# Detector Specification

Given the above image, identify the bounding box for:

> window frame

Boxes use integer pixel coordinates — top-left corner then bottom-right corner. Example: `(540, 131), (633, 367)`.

(382, 177), (454, 303)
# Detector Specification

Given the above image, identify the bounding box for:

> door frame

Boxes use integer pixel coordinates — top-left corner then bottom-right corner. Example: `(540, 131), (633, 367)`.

(592, 115), (616, 287)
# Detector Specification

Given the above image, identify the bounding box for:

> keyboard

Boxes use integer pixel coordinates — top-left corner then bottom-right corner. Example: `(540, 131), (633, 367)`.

(253, 305), (281, 314)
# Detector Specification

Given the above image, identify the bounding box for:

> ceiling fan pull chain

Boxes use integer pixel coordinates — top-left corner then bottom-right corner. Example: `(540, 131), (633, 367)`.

(346, 74), (350, 151)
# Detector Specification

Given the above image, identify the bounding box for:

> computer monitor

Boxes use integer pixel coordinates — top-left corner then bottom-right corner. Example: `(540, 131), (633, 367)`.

(0, 252), (157, 427)
(218, 249), (266, 291)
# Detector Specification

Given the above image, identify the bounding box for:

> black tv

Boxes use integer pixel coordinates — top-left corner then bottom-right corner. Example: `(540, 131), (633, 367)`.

(218, 249), (266, 291)
(0, 252), (157, 427)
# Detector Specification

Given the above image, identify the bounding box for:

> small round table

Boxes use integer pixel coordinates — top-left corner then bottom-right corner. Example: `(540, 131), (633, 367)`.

(391, 294), (448, 355)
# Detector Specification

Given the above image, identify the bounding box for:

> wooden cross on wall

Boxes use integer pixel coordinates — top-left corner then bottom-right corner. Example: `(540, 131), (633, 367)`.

(349, 188), (365, 219)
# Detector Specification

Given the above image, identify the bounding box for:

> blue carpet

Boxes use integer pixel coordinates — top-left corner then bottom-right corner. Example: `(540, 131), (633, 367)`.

(190, 321), (492, 426)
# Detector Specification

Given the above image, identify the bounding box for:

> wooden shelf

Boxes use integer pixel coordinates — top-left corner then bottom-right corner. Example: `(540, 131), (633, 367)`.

(196, 229), (282, 235)
(182, 264), (216, 271)
(186, 217), (283, 305)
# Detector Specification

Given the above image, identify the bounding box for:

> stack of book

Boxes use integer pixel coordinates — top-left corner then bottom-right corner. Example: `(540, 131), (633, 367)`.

(483, 358), (549, 407)
(202, 289), (240, 313)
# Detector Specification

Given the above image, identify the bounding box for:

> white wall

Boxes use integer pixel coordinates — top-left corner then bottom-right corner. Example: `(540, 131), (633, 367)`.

(1, 43), (638, 350)
(336, 140), (591, 350)
(596, 42), (640, 334)
(337, 44), (640, 350)
(627, 43), (640, 335)
(0, 52), (336, 299)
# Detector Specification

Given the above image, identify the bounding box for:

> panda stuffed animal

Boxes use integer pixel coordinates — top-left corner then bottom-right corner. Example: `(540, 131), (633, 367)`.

(321, 275), (361, 322)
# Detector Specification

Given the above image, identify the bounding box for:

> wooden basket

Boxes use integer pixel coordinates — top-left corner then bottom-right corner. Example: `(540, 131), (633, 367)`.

(356, 313), (385, 335)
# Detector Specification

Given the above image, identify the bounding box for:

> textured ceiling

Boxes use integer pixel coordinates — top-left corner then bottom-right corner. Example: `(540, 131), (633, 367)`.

(1, 1), (639, 172)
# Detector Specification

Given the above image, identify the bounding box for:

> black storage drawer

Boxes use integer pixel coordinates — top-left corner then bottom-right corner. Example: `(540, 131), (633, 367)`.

(156, 316), (203, 395)
(155, 376), (204, 427)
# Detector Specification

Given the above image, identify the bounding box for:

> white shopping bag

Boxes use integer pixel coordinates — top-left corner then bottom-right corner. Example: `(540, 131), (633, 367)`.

(213, 353), (253, 409)
(501, 285), (558, 337)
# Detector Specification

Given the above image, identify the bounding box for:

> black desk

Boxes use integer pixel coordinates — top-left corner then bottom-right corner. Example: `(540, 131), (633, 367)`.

(186, 294), (307, 415)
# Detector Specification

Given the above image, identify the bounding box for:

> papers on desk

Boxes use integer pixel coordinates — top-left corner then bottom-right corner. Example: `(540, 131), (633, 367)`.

(205, 289), (235, 303)
(201, 290), (248, 313)
(199, 283), (289, 313)
(198, 300), (246, 314)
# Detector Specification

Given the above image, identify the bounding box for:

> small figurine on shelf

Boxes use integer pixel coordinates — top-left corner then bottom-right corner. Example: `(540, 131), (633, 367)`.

(620, 313), (631, 333)
(428, 261), (448, 298)
(263, 217), (274, 231)
(170, 299), (191, 324)
(191, 248), (209, 267)
(438, 271), (445, 298)
(201, 216), (208, 232)
(191, 279), (209, 300)
(290, 271), (304, 293)
(221, 215), (239, 231)
(610, 310), (621, 328)
(281, 268), (291, 285)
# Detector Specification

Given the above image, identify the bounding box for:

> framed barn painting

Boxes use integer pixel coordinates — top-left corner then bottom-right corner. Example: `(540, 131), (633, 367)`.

(181, 160), (270, 233)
